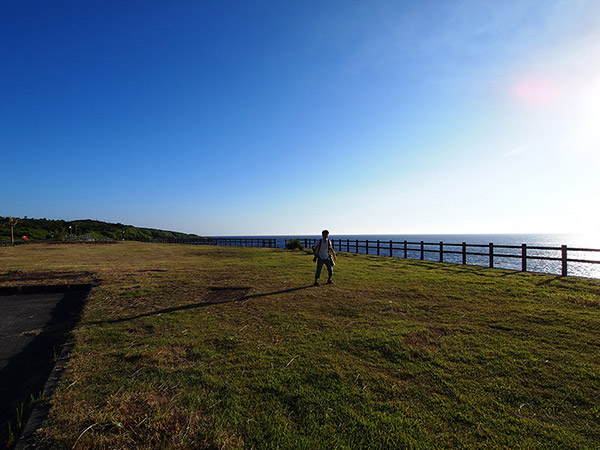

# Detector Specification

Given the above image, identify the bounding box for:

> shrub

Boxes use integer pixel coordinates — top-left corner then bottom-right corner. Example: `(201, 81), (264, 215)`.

(285, 238), (304, 250)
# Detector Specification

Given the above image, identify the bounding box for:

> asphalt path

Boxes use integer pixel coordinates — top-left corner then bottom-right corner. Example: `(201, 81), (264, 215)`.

(0, 288), (89, 447)
(0, 293), (65, 371)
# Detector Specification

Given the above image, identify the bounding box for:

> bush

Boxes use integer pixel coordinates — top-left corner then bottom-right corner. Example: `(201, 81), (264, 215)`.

(285, 238), (304, 250)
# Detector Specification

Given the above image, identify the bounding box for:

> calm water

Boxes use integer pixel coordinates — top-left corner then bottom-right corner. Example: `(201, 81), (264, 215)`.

(214, 234), (600, 279)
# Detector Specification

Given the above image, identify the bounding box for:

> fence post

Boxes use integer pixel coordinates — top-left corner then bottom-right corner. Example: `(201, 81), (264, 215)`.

(347, 239), (349, 252)
(404, 240), (408, 258)
(377, 240), (380, 256)
(355, 239), (358, 254)
(389, 240), (393, 257)
(521, 244), (527, 272)
(561, 245), (567, 276)
(366, 240), (369, 255)
(489, 243), (494, 268)
(462, 242), (467, 264)
(420, 241), (424, 260)
(439, 241), (443, 262)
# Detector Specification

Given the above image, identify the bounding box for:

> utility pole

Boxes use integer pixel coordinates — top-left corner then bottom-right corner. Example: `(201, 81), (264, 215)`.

(6, 217), (21, 245)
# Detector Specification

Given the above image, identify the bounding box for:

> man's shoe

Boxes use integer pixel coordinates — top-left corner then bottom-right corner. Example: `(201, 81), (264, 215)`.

(314, 281), (320, 286)
(327, 279), (334, 284)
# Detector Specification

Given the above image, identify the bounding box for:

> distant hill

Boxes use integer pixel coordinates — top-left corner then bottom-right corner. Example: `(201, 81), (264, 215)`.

(0, 217), (204, 242)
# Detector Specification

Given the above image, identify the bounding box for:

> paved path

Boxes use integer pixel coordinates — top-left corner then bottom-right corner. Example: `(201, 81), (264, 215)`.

(0, 288), (89, 447)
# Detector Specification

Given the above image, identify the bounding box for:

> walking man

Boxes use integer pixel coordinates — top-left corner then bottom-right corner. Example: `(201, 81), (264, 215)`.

(313, 229), (337, 286)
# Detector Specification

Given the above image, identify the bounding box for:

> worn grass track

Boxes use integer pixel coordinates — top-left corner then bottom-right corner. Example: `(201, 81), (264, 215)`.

(1, 242), (599, 449)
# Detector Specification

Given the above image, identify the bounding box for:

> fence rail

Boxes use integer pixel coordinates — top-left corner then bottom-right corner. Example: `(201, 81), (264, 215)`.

(134, 237), (277, 248)
(288, 238), (600, 277)
(3, 236), (597, 277)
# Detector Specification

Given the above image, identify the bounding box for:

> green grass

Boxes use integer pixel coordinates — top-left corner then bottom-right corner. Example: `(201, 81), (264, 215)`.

(1, 242), (599, 449)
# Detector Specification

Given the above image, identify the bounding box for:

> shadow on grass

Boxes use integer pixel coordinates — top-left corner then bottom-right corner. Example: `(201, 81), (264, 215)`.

(416, 261), (548, 279)
(417, 263), (496, 277)
(536, 276), (563, 285)
(89, 285), (315, 325)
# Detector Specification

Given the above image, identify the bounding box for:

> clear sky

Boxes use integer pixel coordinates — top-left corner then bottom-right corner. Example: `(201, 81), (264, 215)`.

(2, 1), (599, 236)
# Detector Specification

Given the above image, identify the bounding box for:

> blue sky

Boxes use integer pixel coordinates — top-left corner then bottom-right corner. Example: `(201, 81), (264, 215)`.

(2, 1), (599, 236)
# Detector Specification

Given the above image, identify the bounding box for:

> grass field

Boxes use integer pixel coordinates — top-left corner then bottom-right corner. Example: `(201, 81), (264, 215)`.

(1, 242), (599, 449)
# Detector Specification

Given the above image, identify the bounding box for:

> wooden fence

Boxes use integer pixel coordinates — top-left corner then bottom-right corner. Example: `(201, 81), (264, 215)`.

(290, 238), (600, 277)
(0, 237), (277, 248)
(3, 236), (597, 277)
(140, 237), (277, 248)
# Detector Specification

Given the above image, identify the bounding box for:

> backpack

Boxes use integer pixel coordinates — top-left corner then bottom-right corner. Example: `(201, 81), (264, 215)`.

(313, 239), (335, 264)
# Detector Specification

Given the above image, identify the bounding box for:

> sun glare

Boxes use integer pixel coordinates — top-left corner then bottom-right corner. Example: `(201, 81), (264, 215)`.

(512, 76), (561, 108)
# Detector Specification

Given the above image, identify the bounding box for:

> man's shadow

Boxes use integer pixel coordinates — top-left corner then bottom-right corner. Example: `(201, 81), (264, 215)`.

(88, 285), (315, 325)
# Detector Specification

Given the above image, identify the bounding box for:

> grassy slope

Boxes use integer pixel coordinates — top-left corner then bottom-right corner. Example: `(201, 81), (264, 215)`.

(1, 242), (599, 449)
(0, 217), (202, 241)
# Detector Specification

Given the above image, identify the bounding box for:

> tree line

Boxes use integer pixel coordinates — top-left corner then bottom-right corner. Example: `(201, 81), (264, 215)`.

(0, 217), (203, 242)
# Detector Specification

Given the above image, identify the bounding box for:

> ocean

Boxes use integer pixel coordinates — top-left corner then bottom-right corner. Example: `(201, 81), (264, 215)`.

(213, 233), (600, 279)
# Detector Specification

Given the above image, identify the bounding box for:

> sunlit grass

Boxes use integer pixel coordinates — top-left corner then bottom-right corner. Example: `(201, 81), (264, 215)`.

(1, 242), (599, 449)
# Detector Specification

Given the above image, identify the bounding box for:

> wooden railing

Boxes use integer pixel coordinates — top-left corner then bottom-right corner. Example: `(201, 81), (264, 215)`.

(290, 238), (600, 277)
(3, 236), (597, 277)
(140, 237), (277, 248)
